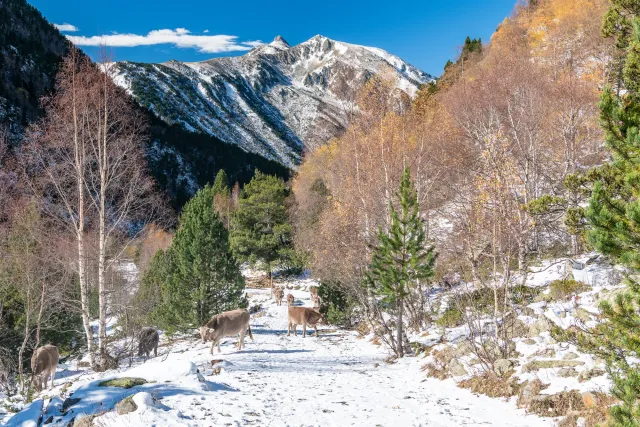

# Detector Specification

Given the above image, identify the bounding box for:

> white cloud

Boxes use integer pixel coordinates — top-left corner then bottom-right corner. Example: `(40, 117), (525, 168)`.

(203, 29), (209, 33)
(54, 23), (79, 32)
(66, 28), (263, 53)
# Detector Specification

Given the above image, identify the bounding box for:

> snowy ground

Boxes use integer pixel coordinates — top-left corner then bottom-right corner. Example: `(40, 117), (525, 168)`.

(4, 283), (551, 426)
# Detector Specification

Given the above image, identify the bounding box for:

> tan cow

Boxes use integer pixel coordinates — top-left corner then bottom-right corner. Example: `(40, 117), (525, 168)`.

(287, 293), (294, 306)
(287, 306), (326, 338)
(31, 345), (59, 391)
(201, 309), (253, 354)
(274, 287), (284, 306)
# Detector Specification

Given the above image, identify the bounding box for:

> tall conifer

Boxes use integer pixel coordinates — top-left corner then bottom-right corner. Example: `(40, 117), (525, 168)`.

(365, 169), (437, 357)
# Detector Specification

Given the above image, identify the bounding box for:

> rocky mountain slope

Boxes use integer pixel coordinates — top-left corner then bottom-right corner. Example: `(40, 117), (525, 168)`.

(0, 0), (288, 209)
(112, 35), (434, 167)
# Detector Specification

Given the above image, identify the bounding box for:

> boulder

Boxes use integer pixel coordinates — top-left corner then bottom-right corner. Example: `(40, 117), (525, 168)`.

(530, 347), (556, 359)
(455, 341), (474, 357)
(73, 415), (96, 427)
(447, 359), (467, 377)
(578, 368), (606, 383)
(522, 360), (584, 373)
(517, 379), (543, 408)
(115, 396), (137, 415)
(562, 352), (579, 360)
(527, 316), (554, 337)
(523, 338), (537, 346)
(557, 367), (578, 378)
(494, 359), (514, 377)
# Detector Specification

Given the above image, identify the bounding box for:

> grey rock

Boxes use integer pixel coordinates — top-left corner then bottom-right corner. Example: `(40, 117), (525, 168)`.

(447, 359), (467, 376)
(115, 396), (138, 415)
(494, 359), (514, 377)
(557, 367), (578, 377)
(562, 352), (579, 360)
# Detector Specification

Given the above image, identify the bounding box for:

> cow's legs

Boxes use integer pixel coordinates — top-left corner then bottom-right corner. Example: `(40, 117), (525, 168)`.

(293, 324), (297, 336)
(287, 321), (291, 336)
(239, 331), (245, 349)
(50, 370), (55, 389)
(303, 322), (307, 338)
(314, 324), (319, 338)
(210, 341), (215, 354)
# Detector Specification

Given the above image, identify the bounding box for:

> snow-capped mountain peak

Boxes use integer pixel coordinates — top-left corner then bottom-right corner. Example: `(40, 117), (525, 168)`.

(270, 35), (290, 50)
(112, 35), (434, 168)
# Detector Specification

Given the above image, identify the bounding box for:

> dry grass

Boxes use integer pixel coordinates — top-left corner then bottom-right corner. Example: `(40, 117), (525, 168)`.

(421, 362), (448, 380)
(527, 390), (584, 417)
(458, 373), (521, 398)
(558, 393), (616, 427)
(245, 276), (272, 289)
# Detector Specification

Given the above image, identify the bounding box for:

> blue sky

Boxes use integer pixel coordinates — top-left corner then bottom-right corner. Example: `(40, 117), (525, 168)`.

(29, 0), (517, 76)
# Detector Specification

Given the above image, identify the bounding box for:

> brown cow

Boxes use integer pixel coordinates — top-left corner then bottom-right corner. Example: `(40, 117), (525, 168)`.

(287, 293), (295, 306)
(274, 287), (284, 306)
(138, 327), (159, 359)
(287, 306), (326, 338)
(31, 345), (59, 391)
(201, 309), (253, 354)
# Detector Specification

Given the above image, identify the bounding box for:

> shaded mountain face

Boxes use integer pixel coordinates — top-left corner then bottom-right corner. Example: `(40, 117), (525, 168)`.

(112, 35), (434, 168)
(0, 0), (288, 209)
(0, 0), (70, 138)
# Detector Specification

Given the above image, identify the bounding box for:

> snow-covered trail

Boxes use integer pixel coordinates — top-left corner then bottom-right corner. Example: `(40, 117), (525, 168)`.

(151, 288), (551, 426)
(5, 286), (554, 426)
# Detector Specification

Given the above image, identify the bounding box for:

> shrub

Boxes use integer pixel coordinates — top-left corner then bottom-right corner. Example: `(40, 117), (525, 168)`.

(511, 284), (542, 305)
(318, 283), (357, 328)
(436, 306), (463, 328)
(548, 279), (590, 301)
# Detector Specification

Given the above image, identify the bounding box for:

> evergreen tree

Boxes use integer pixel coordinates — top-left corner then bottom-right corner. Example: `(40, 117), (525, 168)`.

(212, 169), (230, 197)
(230, 170), (292, 287)
(144, 184), (245, 331)
(364, 168), (437, 357)
(212, 169), (233, 227)
(133, 249), (171, 327)
(569, 7), (640, 425)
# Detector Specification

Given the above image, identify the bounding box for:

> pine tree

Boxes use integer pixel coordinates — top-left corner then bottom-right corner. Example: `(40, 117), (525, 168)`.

(364, 168), (437, 357)
(230, 171), (292, 288)
(146, 184), (245, 330)
(212, 169), (232, 227)
(572, 9), (640, 425)
(212, 169), (230, 197)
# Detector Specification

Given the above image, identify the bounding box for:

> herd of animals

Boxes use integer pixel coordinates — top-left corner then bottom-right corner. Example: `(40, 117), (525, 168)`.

(28, 285), (326, 393)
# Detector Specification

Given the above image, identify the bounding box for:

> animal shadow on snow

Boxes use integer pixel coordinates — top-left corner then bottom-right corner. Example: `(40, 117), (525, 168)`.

(235, 349), (312, 355)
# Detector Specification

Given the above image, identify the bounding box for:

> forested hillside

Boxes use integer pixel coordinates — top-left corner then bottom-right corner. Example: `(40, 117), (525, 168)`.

(0, 0), (70, 137)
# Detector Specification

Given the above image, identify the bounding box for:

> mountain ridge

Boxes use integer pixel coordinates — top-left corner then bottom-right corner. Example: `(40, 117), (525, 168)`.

(112, 34), (434, 167)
